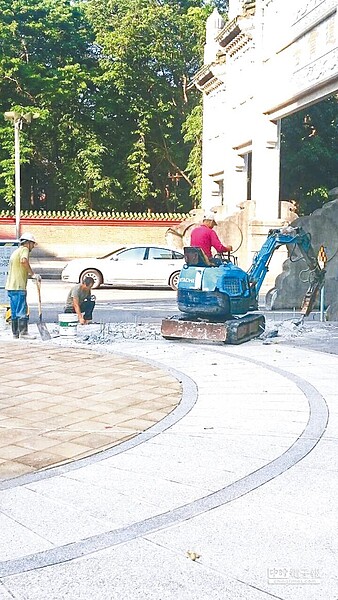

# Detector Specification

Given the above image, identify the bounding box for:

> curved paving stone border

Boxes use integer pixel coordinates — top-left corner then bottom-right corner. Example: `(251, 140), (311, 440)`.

(0, 350), (329, 577)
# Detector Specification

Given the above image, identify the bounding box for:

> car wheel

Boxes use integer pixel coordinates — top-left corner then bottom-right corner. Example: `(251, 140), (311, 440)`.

(80, 269), (103, 289)
(169, 271), (180, 291)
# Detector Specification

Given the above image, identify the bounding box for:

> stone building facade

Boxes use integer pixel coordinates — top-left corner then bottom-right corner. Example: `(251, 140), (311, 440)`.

(187, 0), (338, 296)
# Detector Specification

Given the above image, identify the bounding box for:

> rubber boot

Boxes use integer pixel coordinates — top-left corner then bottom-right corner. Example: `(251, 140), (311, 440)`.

(11, 318), (19, 339)
(18, 318), (36, 340)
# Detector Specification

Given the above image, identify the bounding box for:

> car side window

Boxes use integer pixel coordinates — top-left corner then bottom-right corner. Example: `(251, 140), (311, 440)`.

(173, 251), (184, 259)
(148, 247), (176, 260)
(115, 248), (147, 260)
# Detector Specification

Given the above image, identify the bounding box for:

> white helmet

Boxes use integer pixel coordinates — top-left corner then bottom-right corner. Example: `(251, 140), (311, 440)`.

(203, 211), (217, 224)
(19, 232), (36, 244)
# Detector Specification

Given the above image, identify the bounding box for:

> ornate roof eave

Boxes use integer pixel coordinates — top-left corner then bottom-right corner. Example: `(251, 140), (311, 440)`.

(215, 15), (254, 56)
(188, 62), (225, 95)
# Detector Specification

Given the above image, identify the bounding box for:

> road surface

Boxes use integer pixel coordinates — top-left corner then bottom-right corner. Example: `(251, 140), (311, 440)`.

(25, 279), (179, 324)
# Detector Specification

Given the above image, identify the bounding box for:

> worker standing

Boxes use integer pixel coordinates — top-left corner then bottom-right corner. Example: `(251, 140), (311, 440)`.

(190, 212), (232, 261)
(5, 233), (40, 339)
(64, 277), (96, 324)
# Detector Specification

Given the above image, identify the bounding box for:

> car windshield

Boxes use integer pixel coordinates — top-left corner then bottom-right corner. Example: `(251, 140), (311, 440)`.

(114, 247), (147, 260)
(148, 248), (182, 260)
(99, 247), (126, 259)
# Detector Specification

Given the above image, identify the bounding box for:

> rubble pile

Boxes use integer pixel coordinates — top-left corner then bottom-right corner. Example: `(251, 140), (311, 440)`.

(78, 322), (162, 344)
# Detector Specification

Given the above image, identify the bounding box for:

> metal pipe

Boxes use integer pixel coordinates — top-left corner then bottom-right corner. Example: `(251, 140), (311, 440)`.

(320, 285), (325, 322)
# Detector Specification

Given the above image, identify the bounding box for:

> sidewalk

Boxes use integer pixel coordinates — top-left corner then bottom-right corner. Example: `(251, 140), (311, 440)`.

(0, 327), (337, 599)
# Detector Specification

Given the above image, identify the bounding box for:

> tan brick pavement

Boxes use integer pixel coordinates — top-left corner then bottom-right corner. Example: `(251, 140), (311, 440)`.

(0, 341), (181, 480)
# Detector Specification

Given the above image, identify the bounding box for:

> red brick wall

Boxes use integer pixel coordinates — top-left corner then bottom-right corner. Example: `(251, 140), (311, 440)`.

(0, 215), (186, 259)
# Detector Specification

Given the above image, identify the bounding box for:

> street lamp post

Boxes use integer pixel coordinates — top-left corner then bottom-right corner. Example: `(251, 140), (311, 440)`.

(4, 111), (39, 239)
(13, 117), (21, 240)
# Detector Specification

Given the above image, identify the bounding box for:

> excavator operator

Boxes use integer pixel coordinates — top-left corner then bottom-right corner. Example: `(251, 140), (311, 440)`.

(190, 212), (232, 264)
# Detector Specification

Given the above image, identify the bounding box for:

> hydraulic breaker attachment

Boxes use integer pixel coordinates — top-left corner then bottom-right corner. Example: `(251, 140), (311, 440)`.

(161, 313), (265, 345)
(300, 270), (325, 317)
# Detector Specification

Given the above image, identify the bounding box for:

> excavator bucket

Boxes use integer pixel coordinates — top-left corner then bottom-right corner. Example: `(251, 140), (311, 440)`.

(161, 313), (265, 345)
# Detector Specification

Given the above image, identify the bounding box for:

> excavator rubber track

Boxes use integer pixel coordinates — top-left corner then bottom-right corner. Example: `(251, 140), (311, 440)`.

(161, 313), (265, 345)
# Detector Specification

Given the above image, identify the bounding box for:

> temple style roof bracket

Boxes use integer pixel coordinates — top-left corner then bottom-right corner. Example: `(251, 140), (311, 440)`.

(215, 14), (254, 57)
(188, 62), (225, 95)
(189, 3), (256, 94)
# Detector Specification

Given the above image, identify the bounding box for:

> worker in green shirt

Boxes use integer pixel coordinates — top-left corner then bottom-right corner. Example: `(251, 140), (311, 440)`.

(5, 233), (40, 339)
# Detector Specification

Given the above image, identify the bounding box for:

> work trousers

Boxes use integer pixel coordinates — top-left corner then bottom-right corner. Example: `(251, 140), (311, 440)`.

(64, 298), (95, 320)
(7, 290), (28, 321)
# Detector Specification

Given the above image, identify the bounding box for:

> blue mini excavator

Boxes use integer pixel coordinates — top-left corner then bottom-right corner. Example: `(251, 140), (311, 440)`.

(161, 225), (325, 344)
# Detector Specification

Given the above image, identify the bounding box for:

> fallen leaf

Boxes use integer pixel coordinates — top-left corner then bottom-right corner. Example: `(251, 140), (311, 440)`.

(186, 550), (201, 561)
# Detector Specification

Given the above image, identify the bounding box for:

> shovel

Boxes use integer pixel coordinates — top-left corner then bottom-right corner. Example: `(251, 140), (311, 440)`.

(36, 278), (51, 340)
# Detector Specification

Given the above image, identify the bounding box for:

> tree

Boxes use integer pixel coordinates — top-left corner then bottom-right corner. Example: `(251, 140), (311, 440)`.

(84, 0), (210, 212)
(0, 0), (222, 213)
(182, 101), (203, 207)
(280, 95), (338, 215)
(0, 0), (101, 211)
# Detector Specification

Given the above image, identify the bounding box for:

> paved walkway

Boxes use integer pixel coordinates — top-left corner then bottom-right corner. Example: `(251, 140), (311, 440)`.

(0, 341), (181, 481)
(0, 329), (337, 599)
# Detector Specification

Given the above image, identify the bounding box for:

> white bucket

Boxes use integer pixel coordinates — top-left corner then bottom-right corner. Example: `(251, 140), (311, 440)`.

(58, 313), (78, 337)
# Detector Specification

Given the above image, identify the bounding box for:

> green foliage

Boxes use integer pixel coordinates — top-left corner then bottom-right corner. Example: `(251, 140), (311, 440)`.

(280, 96), (338, 215)
(84, 0), (210, 212)
(0, 127), (16, 205)
(182, 101), (202, 207)
(0, 0), (211, 213)
(0, 0), (100, 210)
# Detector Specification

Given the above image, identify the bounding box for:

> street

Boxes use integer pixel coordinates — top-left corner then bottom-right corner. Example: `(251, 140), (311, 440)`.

(25, 279), (179, 324)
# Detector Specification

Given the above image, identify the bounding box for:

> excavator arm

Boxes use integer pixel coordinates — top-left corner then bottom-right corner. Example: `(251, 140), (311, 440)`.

(247, 226), (325, 316)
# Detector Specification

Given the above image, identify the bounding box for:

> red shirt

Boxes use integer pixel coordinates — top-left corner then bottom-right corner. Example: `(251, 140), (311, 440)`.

(190, 225), (230, 258)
